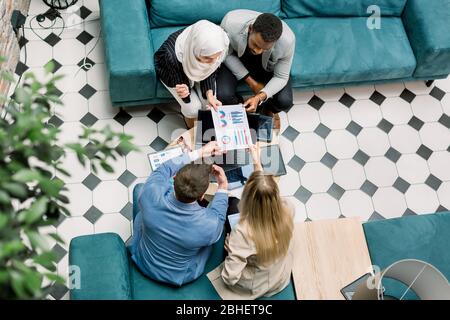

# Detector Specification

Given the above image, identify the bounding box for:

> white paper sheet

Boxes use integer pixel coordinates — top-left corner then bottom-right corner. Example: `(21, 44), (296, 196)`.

(227, 213), (240, 231)
(211, 104), (252, 150)
(147, 147), (184, 171)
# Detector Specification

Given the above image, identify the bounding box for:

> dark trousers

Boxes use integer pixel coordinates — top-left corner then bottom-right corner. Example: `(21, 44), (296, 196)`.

(216, 65), (294, 114)
(198, 196), (240, 235)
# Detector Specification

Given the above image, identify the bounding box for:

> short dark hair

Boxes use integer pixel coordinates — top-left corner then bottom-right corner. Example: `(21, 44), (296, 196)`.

(174, 164), (212, 203)
(253, 13), (283, 43)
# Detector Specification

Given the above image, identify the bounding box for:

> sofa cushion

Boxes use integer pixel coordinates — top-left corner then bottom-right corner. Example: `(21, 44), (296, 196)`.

(149, 0), (281, 28)
(70, 233), (132, 300)
(285, 17), (416, 87)
(363, 212), (450, 299)
(282, 0), (407, 18)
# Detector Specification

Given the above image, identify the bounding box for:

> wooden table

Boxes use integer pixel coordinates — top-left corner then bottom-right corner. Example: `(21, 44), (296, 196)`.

(292, 217), (373, 300)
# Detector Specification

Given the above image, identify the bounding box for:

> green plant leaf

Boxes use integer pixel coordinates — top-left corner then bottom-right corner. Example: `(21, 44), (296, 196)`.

(12, 169), (41, 183)
(19, 197), (48, 225)
(25, 230), (49, 251)
(0, 190), (11, 203)
(33, 252), (57, 272)
(48, 233), (65, 244)
(2, 182), (28, 198)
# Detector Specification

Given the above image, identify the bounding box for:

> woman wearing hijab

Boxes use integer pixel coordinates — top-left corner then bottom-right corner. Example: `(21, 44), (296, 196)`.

(154, 20), (230, 128)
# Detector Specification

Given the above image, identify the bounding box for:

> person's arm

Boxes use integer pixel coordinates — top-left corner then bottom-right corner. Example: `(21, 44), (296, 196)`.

(200, 71), (222, 111)
(221, 227), (254, 286)
(259, 44), (295, 100)
(223, 51), (249, 81)
(205, 165), (229, 245)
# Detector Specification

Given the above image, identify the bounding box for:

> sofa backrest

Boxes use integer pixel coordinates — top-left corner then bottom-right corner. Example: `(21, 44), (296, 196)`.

(149, 0), (281, 28)
(281, 0), (407, 18)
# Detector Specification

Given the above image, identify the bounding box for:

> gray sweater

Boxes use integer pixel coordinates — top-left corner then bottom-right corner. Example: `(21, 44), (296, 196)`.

(220, 9), (296, 99)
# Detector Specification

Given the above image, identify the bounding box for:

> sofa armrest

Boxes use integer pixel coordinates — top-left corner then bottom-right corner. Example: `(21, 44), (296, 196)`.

(69, 233), (132, 300)
(99, 0), (156, 104)
(402, 0), (450, 78)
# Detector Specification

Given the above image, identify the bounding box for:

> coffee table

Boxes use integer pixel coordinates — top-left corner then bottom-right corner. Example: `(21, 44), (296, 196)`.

(291, 217), (373, 300)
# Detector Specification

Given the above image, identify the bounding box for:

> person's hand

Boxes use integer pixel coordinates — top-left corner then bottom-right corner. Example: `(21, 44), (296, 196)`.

(199, 141), (223, 158)
(175, 84), (189, 99)
(212, 164), (228, 190)
(206, 91), (222, 112)
(224, 233), (230, 252)
(243, 95), (260, 113)
(248, 144), (263, 171)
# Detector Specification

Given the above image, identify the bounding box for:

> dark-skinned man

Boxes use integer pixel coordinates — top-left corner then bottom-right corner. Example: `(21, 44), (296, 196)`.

(217, 10), (296, 129)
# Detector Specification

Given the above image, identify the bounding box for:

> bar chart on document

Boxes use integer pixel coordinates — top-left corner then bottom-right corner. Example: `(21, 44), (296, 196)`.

(211, 105), (252, 150)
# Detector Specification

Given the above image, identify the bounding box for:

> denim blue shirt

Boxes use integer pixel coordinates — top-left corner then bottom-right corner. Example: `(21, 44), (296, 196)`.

(130, 153), (228, 286)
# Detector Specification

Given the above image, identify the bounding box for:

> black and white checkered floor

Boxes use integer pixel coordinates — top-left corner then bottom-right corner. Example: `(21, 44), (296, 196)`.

(11, 0), (450, 299)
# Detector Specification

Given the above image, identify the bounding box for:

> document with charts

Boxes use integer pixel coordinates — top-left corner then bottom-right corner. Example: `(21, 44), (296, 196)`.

(211, 105), (252, 150)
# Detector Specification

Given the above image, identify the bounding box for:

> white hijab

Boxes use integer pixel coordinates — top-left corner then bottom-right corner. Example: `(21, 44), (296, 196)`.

(175, 20), (229, 83)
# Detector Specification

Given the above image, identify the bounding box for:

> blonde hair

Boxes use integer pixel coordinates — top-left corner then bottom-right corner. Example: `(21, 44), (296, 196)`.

(239, 171), (294, 265)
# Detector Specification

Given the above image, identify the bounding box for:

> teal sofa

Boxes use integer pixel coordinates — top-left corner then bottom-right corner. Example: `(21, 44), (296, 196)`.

(99, 0), (450, 107)
(69, 183), (296, 300)
(362, 211), (450, 299)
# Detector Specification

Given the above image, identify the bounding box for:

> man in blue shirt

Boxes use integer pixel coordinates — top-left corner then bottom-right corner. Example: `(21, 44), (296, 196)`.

(130, 141), (229, 286)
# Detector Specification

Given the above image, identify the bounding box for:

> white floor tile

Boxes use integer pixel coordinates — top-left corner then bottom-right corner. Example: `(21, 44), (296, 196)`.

(87, 63), (108, 91)
(435, 76), (450, 93)
(62, 183), (92, 217)
(57, 217), (94, 249)
(299, 162), (333, 193)
(53, 38), (86, 66)
(442, 95), (450, 115)
(284, 196), (307, 223)
(84, 0), (100, 12)
(375, 82), (405, 97)
(314, 87), (345, 102)
(54, 65), (87, 93)
(380, 97), (413, 125)
(124, 117), (159, 146)
(405, 184), (440, 214)
(411, 95), (443, 122)
(56, 14), (84, 39)
(319, 102), (352, 130)
(94, 213), (131, 242)
(84, 20), (101, 39)
(339, 190), (374, 221)
(24, 20), (53, 42)
(404, 80), (432, 95)
(278, 136), (295, 164)
(396, 154), (430, 184)
(288, 104), (320, 133)
(38, 225), (58, 249)
(332, 159), (366, 190)
(357, 127), (390, 157)
(86, 37), (105, 63)
(279, 168), (300, 197)
(157, 114), (187, 143)
(293, 132), (326, 162)
(88, 91), (117, 119)
(57, 122), (86, 146)
(293, 90), (314, 105)
(388, 125), (422, 154)
(306, 194), (341, 220)
(325, 130), (358, 159)
(419, 122), (450, 151)
(56, 151), (90, 183)
(95, 154), (127, 181)
(29, 0), (50, 14)
(350, 100), (382, 127)
(56, 92), (89, 121)
(437, 182), (450, 209)
(91, 119), (124, 143)
(372, 187), (407, 219)
(25, 41), (53, 67)
(93, 181), (129, 213)
(428, 151), (450, 181)
(279, 111), (289, 132)
(126, 146), (154, 178)
(344, 84), (375, 99)
(364, 157), (398, 187)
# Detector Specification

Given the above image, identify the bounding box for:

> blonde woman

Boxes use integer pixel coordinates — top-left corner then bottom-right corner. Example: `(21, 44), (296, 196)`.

(208, 145), (295, 299)
(154, 20), (229, 128)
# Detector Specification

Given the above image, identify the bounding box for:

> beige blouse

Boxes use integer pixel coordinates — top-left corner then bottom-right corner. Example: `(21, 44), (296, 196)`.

(207, 202), (295, 300)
